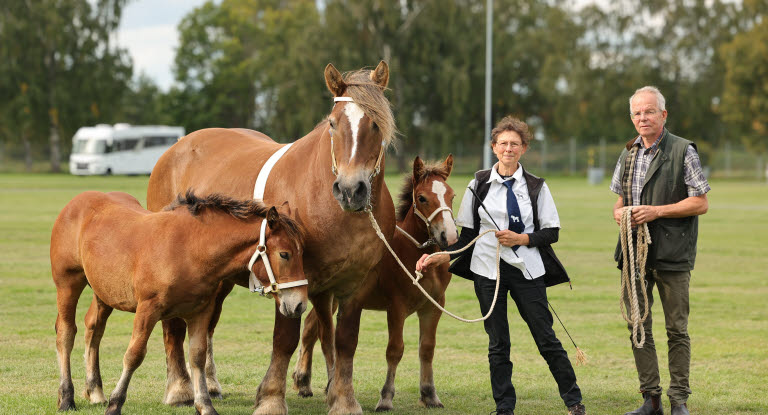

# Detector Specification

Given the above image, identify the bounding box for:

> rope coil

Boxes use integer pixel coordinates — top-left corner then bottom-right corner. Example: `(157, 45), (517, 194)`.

(619, 206), (651, 348)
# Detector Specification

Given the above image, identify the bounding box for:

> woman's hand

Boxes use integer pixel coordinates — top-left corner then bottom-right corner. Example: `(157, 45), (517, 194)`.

(495, 230), (529, 247)
(416, 253), (450, 271)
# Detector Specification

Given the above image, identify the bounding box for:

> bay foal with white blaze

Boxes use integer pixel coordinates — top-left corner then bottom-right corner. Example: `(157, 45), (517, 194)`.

(293, 155), (458, 411)
(146, 61), (396, 415)
(51, 191), (306, 415)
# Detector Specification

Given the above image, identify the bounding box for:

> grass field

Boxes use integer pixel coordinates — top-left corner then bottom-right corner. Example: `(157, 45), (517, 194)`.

(1, 173), (766, 415)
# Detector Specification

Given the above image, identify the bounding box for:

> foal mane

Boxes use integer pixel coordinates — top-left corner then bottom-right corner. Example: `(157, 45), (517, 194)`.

(396, 162), (452, 222)
(165, 190), (305, 247)
(342, 69), (398, 148)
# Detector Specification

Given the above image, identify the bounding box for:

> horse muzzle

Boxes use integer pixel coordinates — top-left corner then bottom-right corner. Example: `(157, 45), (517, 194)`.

(277, 289), (308, 318)
(332, 172), (371, 212)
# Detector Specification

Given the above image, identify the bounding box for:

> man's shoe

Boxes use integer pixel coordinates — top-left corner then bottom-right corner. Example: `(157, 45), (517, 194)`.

(568, 402), (587, 415)
(670, 403), (689, 415)
(625, 392), (663, 415)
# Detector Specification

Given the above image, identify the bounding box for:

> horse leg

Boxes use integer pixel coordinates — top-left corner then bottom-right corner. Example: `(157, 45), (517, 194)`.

(204, 280), (234, 399)
(83, 294), (113, 404)
(293, 292), (335, 397)
(162, 317), (194, 406)
(54, 270), (87, 411)
(186, 302), (220, 415)
(292, 306), (319, 397)
(105, 302), (160, 415)
(416, 300), (444, 408)
(375, 308), (406, 412)
(326, 300), (363, 415)
(253, 302), (301, 415)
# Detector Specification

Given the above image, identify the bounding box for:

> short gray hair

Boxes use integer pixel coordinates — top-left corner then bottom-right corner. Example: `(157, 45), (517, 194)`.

(629, 86), (666, 112)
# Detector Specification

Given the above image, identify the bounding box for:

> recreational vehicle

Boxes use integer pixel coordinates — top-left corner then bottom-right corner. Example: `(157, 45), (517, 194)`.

(69, 124), (185, 175)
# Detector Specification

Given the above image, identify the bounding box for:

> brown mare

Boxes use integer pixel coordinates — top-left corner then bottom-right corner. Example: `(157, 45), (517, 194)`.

(292, 155), (459, 412)
(51, 191), (306, 415)
(146, 62), (396, 415)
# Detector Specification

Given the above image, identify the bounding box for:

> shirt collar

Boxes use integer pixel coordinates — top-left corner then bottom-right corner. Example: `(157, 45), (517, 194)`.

(633, 129), (665, 150)
(488, 162), (524, 184)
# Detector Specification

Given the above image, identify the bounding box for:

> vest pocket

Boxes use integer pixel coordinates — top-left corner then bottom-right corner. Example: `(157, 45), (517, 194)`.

(653, 221), (691, 265)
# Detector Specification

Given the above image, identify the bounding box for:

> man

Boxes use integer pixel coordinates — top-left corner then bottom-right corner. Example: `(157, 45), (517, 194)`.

(610, 86), (710, 415)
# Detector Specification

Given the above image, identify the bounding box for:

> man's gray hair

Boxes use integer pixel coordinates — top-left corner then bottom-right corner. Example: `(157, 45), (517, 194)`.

(629, 86), (666, 112)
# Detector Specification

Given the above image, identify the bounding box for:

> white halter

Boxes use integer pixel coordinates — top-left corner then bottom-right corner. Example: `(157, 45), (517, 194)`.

(247, 218), (308, 296)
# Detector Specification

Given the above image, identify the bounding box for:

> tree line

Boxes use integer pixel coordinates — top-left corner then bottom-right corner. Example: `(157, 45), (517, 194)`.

(1, 0), (766, 173)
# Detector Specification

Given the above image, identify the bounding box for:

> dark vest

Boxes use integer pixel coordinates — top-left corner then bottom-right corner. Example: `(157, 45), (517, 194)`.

(448, 167), (570, 287)
(614, 129), (699, 271)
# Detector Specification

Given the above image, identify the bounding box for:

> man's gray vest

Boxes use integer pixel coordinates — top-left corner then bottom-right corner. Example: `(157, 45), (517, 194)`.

(614, 129), (699, 271)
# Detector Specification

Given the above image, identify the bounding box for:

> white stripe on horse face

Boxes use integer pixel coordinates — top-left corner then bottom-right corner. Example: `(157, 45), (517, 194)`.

(431, 180), (455, 228)
(343, 102), (365, 161)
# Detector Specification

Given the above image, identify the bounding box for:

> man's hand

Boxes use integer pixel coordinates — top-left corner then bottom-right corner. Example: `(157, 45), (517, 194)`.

(494, 230), (528, 247)
(416, 253), (450, 272)
(630, 205), (660, 225)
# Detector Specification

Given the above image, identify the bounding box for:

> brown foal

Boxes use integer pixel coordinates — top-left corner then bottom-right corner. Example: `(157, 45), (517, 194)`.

(51, 191), (306, 415)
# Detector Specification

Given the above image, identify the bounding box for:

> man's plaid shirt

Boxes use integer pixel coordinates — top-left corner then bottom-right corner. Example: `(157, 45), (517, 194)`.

(610, 134), (710, 205)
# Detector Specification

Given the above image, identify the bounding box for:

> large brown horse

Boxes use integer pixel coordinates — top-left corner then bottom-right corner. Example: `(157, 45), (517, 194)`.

(292, 155), (458, 411)
(51, 191), (306, 415)
(146, 62), (396, 415)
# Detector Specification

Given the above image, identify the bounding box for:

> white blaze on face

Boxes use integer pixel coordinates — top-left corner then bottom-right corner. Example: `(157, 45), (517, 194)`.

(431, 180), (458, 238)
(343, 102), (365, 161)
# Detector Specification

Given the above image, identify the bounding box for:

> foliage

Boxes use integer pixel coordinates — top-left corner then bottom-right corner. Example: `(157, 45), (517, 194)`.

(0, 0), (132, 172)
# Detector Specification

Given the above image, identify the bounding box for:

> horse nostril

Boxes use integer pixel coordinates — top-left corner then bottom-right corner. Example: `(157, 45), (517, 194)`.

(441, 231), (446, 242)
(354, 180), (368, 199)
(332, 180), (342, 197)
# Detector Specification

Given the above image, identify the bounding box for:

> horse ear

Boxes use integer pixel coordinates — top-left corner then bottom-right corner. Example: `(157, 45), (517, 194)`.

(266, 206), (280, 229)
(370, 61), (389, 88)
(412, 156), (425, 181)
(278, 200), (292, 217)
(443, 154), (454, 177)
(325, 63), (346, 97)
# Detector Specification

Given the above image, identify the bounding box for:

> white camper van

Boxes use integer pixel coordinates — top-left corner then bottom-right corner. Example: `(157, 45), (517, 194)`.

(69, 124), (185, 175)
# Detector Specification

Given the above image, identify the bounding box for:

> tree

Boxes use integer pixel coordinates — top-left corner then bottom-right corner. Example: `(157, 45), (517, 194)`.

(720, 5), (768, 152)
(0, 0), (132, 172)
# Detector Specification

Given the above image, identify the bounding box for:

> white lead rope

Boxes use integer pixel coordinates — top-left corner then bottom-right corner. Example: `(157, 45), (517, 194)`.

(368, 209), (502, 323)
(248, 219), (308, 296)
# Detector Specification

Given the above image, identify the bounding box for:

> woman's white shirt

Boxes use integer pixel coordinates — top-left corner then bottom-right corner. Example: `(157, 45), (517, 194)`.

(455, 163), (560, 280)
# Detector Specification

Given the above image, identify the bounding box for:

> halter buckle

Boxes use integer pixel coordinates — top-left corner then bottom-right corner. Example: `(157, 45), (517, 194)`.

(270, 282), (280, 293)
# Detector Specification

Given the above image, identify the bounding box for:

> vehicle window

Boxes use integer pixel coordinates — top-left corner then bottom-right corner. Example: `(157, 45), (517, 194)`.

(73, 139), (108, 154)
(116, 139), (139, 151)
(144, 136), (178, 147)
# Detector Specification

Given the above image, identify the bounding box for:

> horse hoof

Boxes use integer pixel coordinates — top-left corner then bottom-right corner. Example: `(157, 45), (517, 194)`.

(297, 388), (313, 398)
(209, 391), (223, 400)
(57, 400), (76, 412)
(418, 398), (444, 408)
(374, 402), (393, 412)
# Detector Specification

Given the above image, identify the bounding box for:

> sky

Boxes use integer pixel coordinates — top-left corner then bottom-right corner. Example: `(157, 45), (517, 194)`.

(115, 0), (604, 92)
(116, 0), (209, 91)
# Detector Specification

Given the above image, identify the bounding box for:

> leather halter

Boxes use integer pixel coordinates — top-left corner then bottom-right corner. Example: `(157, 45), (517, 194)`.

(329, 96), (385, 180)
(396, 190), (454, 249)
(248, 218), (308, 297)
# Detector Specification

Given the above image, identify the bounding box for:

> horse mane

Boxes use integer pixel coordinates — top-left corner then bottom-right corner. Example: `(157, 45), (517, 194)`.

(165, 190), (305, 248)
(396, 161), (452, 222)
(342, 69), (398, 148)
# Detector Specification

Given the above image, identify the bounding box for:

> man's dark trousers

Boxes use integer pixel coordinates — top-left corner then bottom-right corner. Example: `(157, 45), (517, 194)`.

(474, 261), (582, 411)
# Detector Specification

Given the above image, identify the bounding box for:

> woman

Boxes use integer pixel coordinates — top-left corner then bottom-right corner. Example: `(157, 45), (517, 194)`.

(416, 116), (586, 415)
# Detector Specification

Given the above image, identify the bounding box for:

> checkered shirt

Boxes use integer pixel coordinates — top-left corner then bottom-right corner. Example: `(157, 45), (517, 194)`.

(610, 135), (710, 205)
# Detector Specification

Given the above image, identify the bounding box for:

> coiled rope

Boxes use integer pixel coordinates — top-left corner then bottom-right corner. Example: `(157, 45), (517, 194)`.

(619, 206), (651, 348)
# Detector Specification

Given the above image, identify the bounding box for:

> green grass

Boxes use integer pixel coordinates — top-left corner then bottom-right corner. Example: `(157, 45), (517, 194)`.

(1, 173), (767, 415)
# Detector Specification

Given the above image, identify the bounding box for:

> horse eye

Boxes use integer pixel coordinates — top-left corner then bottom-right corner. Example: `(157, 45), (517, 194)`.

(372, 122), (379, 130)
(280, 252), (290, 260)
(418, 195), (427, 203)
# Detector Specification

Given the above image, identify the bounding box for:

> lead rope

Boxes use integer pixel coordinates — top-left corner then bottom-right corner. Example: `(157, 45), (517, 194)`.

(619, 207), (651, 348)
(367, 209), (502, 323)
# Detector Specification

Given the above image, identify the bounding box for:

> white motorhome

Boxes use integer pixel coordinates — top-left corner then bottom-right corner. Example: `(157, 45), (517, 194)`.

(69, 124), (185, 175)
